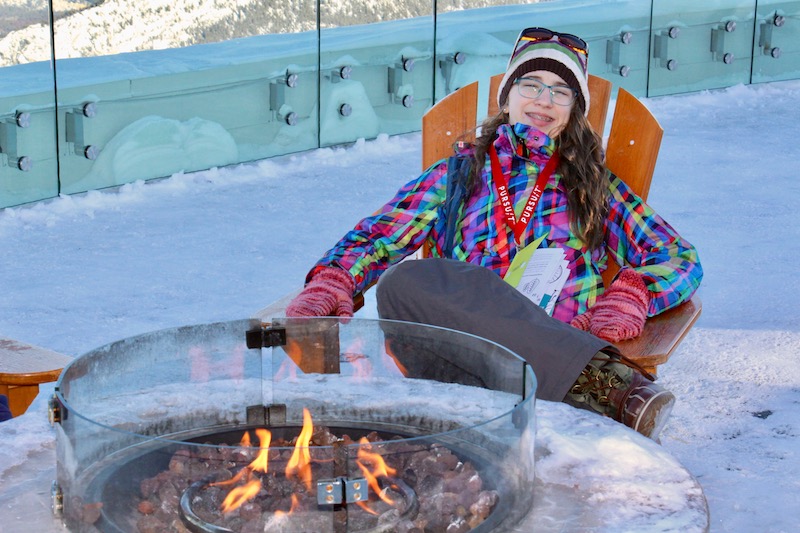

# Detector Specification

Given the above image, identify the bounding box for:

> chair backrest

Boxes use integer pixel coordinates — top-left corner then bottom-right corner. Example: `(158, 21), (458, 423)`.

(421, 81), (479, 170)
(601, 87), (664, 286)
(604, 87), (663, 202)
(586, 75), (612, 137)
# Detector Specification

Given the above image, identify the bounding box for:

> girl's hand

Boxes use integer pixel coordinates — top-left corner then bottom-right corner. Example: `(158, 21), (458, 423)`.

(286, 267), (355, 317)
(570, 269), (650, 342)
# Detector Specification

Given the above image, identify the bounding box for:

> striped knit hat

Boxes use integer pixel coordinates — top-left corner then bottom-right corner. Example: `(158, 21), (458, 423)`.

(497, 35), (590, 115)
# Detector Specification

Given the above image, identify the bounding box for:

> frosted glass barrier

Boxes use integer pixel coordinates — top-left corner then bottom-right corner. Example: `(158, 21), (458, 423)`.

(0, 0), (58, 206)
(3, 0), (800, 208)
(319, 1), (434, 146)
(752, 1), (800, 83)
(52, 0), (320, 196)
(649, 0), (757, 97)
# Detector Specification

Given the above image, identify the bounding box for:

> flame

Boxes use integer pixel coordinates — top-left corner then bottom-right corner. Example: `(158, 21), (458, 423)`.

(274, 493), (300, 518)
(188, 346), (210, 382)
(220, 477), (261, 514)
(250, 428), (272, 473)
(356, 500), (379, 515)
(342, 351), (373, 380)
(285, 408), (314, 490)
(356, 438), (397, 506)
(382, 341), (409, 377)
(213, 429), (271, 511)
(283, 338), (305, 372)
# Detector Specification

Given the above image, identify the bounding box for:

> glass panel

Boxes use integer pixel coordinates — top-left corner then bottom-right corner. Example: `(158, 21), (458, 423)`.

(752, 0), (800, 83)
(434, 0), (652, 122)
(55, 317), (536, 532)
(319, 1), (434, 146)
(52, 1), (319, 195)
(55, 319), (264, 532)
(649, 0), (757, 97)
(0, 0), (58, 208)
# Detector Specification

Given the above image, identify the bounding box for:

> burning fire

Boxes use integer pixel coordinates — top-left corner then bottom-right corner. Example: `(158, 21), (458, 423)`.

(213, 409), (401, 517)
(356, 438), (397, 507)
(285, 408), (314, 491)
(214, 428), (272, 513)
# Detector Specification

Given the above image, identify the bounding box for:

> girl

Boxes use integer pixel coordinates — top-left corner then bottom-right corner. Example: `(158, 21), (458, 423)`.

(285, 27), (702, 440)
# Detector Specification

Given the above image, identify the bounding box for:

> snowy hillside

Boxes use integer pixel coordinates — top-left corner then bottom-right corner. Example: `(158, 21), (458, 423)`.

(0, 0), (531, 67)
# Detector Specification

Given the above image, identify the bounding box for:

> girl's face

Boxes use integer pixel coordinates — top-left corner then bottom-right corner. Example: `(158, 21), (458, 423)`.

(506, 70), (573, 138)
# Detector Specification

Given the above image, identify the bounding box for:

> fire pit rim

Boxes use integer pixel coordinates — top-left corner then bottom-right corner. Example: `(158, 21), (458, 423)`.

(53, 317), (537, 449)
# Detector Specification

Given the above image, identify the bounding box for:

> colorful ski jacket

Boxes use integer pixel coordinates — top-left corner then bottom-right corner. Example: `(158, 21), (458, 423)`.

(313, 123), (702, 323)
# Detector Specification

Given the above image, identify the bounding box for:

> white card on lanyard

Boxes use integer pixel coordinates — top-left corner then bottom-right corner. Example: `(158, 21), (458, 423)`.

(504, 235), (570, 316)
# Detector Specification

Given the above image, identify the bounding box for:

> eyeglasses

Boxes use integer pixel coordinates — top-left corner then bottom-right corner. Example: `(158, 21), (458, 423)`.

(514, 77), (577, 106)
(516, 27), (588, 57)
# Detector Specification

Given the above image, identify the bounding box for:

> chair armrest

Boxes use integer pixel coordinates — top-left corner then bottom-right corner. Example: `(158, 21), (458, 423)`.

(615, 296), (702, 376)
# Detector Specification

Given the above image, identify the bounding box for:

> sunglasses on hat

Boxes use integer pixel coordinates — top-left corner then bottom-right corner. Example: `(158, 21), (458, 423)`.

(516, 27), (588, 56)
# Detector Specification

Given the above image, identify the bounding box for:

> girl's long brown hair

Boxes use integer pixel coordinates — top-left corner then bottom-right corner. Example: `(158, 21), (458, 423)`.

(466, 105), (609, 250)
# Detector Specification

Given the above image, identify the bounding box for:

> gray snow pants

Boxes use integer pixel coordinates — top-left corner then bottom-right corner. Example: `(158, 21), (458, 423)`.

(376, 258), (614, 402)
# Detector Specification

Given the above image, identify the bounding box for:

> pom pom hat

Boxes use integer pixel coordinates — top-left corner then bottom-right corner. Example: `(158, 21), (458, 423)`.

(497, 28), (590, 115)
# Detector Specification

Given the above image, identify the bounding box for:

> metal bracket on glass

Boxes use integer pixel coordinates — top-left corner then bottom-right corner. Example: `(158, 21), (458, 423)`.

(759, 12), (785, 58)
(606, 30), (633, 77)
(330, 65), (352, 84)
(388, 56), (416, 107)
(653, 26), (681, 71)
(338, 103), (353, 117)
(48, 392), (67, 425)
(711, 20), (737, 65)
(246, 403), (287, 426)
(439, 52), (466, 94)
(246, 325), (287, 349)
(270, 70), (299, 125)
(0, 112), (33, 172)
(65, 103), (101, 160)
(317, 477), (368, 506)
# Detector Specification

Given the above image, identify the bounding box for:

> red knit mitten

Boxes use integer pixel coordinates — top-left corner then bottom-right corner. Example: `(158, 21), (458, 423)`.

(570, 269), (650, 342)
(286, 267), (356, 317)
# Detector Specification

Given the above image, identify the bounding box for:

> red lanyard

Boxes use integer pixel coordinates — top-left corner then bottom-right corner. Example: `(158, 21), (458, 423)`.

(489, 144), (559, 246)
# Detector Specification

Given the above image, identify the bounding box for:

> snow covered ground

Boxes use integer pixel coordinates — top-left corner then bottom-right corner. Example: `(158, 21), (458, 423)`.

(2, 79), (799, 531)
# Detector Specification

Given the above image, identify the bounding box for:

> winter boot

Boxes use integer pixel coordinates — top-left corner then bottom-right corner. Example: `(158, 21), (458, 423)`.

(566, 353), (675, 441)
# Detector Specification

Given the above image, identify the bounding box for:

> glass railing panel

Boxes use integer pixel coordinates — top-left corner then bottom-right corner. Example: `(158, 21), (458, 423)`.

(434, 0), (652, 122)
(649, 0), (757, 97)
(52, 1), (319, 195)
(319, 1), (434, 146)
(752, 0), (800, 83)
(0, 0), (58, 208)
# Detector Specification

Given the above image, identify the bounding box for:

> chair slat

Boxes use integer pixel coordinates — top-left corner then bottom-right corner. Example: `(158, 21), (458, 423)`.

(421, 81), (479, 170)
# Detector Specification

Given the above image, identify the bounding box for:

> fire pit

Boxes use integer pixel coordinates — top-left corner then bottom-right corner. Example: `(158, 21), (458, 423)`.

(51, 318), (537, 532)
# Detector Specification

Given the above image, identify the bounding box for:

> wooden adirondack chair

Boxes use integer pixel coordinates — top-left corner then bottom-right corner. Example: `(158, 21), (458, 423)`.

(256, 76), (700, 377)
(599, 87), (701, 374)
(419, 76), (700, 375)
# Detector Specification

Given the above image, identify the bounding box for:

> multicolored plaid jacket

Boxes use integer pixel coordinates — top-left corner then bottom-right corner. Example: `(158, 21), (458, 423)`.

(314, 123), (702, 323)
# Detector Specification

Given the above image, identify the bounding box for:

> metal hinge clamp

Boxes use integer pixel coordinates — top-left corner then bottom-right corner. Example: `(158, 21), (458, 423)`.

(317, 477), (369, 506)
(245, 325), (287, 349)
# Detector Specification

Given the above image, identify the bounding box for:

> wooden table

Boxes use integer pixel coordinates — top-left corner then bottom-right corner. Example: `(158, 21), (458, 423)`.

(0, 338), (72, 418)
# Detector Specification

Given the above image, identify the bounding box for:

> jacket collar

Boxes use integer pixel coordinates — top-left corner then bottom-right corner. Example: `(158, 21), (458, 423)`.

(494, 123), (556, 159)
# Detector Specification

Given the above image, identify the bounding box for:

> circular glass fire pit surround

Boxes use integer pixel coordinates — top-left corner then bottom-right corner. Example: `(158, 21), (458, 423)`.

(53, 318), (537, 533)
